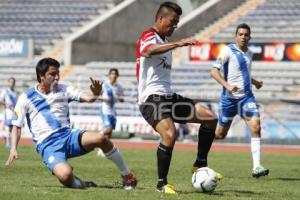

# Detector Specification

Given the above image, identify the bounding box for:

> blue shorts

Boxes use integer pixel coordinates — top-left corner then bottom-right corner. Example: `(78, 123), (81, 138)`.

(36, 128), (87, 172)
(4, 119), (13, 126)
(4, 114), (17, 126)
(218, 95), (260, 127)
(100, 113), (116, 129)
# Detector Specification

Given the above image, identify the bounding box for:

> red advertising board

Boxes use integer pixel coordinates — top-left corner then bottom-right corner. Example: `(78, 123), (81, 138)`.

(189, 42), (300, 62)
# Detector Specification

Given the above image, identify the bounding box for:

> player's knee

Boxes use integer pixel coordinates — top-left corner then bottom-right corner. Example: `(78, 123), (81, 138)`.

(162, 129), (176, 146)
(215, 133), (226, 139)
(251, 124), (261, 136)
(103, 128), (113, 137)
(54, 166), (73, 186)
(195, 104), (216, 120)
(96, 134), (109, 145)
(215, 128), (227, 139)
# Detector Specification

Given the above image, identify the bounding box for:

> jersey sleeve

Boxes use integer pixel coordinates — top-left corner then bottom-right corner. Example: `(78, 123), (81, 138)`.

(0, 89), (5, 102)
(212, 46), (230, 69)
(140, 31), (156, 56)
(12, 93), (27, 127)
(66, 85), (81, 102)
(101, 82), (109, 99)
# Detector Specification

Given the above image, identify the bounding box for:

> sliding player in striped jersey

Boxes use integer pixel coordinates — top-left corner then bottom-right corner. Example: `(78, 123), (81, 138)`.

(6, 58), (137, 189)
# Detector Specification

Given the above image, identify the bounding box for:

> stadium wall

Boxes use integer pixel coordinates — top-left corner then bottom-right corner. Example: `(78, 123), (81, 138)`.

(69, 0), (245, 64)
(172, 0), (246, 40)
(69, 0), (177, 64)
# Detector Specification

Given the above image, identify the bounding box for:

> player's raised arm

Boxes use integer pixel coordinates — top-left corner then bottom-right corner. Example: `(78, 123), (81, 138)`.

(5, 126), (22, 166)
(79, 77), (103, 102)
(144, 38), (197, 57)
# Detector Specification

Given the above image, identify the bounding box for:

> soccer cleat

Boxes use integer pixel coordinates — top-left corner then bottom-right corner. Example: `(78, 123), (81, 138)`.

(192, 166), (224, 181)
(252, 165), (269, 178)
(215, 172), (224, 180)
(83, 180), (98, 188)
(73, 176), (97, 189)
(156, 184), (177, 195)
(122, 172), (137, 190)
(192, 166), (198, 173)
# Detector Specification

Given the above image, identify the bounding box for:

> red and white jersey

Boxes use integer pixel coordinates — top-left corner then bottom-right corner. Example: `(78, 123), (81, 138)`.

(136, 28), (173, 104)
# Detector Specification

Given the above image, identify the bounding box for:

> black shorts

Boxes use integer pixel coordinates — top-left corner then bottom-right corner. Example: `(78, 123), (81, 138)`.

(139, 93), (195, 128)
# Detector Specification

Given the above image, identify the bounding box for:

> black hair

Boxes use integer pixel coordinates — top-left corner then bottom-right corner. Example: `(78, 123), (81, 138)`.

(155, 1), (182, 21)
(36, 57), (60, 82)
(8, 77), (15, 82)
(235, 23), (251, 35)
(108, 68), (119, 77)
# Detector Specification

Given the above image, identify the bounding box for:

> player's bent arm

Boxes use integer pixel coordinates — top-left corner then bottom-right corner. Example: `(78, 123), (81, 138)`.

(0, 101), (14, 110)
(116, 96), (124, 103)
(80, 92), (100, 103)
(5, 126), (21, 165)
(211, 68), (238, 93)
(98, 96), (111, 103)
(211, 68), (230, 89)
(144, 38), (197, 56)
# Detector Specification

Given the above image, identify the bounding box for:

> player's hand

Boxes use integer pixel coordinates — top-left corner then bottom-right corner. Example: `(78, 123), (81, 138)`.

(115, 96), (124, 103)
(226, 84), (238, 93)
(5, 149), (19, 166)
(254, 81), (263, 89)
(177, 38), (197, 47)
(7, 104), (14, 111)
(89, 77), (103, 96)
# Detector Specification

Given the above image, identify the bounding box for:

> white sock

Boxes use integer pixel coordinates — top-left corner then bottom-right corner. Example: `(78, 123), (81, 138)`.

(5, 132), (11, 147)
(105, 146), (130, 176)
(251, 137), (261, 170)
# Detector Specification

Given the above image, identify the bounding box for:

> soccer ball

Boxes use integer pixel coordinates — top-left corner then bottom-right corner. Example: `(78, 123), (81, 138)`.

(192, 167), (218, 193)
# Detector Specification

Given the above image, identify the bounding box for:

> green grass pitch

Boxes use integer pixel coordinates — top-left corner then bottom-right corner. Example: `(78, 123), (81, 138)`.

(0, 145), (300, 200)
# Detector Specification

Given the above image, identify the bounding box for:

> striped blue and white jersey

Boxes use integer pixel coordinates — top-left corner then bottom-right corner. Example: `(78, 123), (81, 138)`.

(0, 88), (18, 122)
(12, 84), (81, 144)
(213, 44), (253, 99)
(101, 80), (123, 116)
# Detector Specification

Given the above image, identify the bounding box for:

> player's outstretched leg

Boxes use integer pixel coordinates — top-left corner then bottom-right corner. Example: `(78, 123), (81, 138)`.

(104, 146), (137, 190)
(81, 132), (137, 189)
(191, 104), (223, 180)
(192, 122), (224, 181)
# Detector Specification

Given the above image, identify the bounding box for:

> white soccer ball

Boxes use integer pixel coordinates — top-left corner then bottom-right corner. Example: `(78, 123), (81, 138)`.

(192, 167), (218, 193)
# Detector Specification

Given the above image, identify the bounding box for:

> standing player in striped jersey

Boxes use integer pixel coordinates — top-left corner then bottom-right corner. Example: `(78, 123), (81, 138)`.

(97, 68), (124, 157)
(0, 77), (18, 147)
(136, 2), (222, 194)
(211, 23), (269, 177)
(5, 58), (137, 189)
